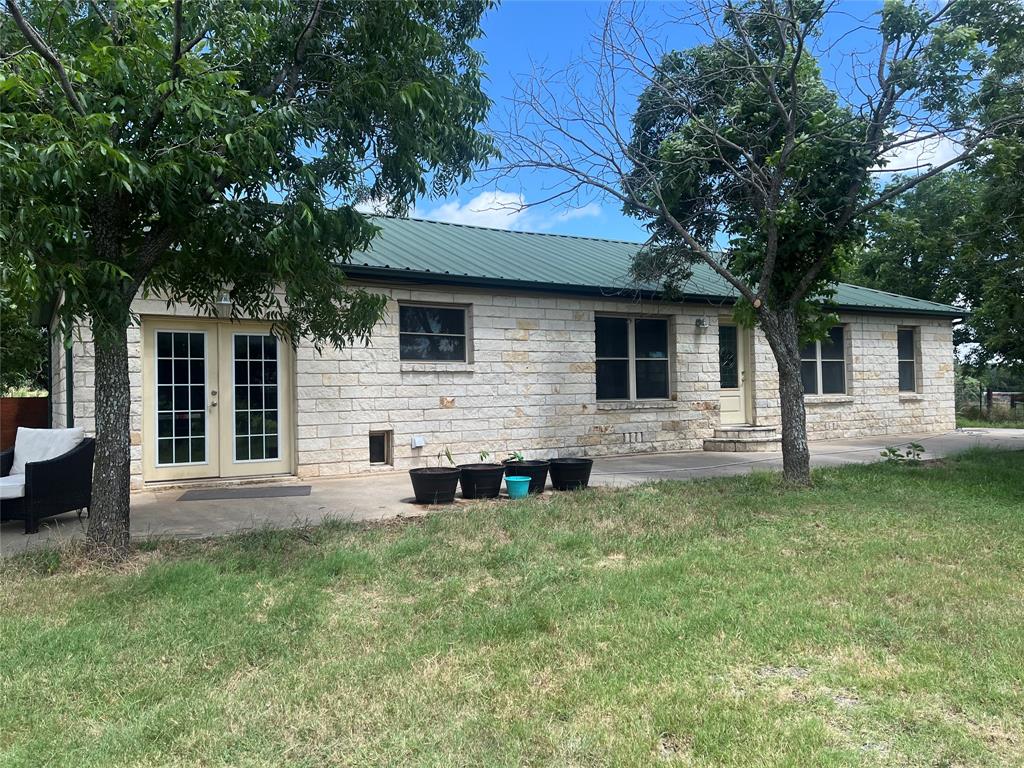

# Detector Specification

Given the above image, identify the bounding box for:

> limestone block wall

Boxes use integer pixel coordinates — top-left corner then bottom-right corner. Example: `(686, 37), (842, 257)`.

(293, 284), (721, 478)
(48, 326), (97, 433)
(750, 312), (956, 438)
(53, 282), (957, 488)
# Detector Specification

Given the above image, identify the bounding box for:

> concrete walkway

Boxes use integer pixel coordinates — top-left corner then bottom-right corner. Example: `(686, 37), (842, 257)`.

(3, 428), (1020, 556)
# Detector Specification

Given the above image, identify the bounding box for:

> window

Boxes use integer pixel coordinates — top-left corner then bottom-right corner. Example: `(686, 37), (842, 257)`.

(399, 305), (467, 362)
(155, 330), (207, 466)
(898, 327), (917, 392)
(369, 430), (392, 465)
(595, 316), (670, 400)
(233, 334), (280, 462)
(801, 326), (846, 395)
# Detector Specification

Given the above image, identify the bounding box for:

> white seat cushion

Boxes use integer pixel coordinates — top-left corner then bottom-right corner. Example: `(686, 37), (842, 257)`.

(0, 474), (26, 500)
(11, 427), (85, 476)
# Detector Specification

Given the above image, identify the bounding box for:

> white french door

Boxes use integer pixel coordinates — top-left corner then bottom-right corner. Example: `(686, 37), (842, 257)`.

(141, 318), (293, 482)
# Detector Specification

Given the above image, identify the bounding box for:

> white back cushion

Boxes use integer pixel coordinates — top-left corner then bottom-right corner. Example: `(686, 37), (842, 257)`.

(11, 427), (85, 475)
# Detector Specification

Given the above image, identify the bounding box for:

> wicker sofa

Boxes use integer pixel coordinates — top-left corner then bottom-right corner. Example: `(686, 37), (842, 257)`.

(0, 428), (95, 534)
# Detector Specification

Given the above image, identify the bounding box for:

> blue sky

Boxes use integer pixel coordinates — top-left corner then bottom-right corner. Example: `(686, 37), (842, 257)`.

(409, 1), (958, 243)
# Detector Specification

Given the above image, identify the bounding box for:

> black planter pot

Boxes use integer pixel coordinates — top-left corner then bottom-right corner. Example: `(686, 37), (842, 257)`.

(502, 460), (550, 494)
(408, 467), (461, 504)
(459, 463), (505, 499)
(548, 457), (594, 491)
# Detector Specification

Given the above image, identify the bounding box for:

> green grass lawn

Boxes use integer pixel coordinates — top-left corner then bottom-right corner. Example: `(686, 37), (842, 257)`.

(2, 449), (1023, 767)
(957, 415), (1024, 429)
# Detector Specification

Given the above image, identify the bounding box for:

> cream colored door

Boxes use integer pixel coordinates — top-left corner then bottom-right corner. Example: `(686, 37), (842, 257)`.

(142, 318), (292, 482)
(718, 323), (750, 425)
(216, 324), (292, 478)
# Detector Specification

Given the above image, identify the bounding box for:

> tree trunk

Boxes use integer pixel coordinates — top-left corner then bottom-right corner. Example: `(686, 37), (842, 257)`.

(86, 317), (132, 551)
(760, 307), (812, 485)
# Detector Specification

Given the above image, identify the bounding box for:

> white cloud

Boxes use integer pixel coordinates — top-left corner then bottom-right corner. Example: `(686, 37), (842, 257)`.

(875, 134), (963, 175)
(553, 202), (602, 223)
(420, 190), (528, 229)
(419, 190), (602, 232)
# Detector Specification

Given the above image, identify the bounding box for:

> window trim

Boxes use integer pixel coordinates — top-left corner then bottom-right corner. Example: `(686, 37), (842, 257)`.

(801, 325), (847, 396)
(595, 314), (672, 402)
(398, 302), (470, 363)
(897, 326), (919, 393)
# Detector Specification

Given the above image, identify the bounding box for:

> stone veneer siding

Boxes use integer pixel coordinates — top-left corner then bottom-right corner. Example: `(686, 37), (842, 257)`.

(51, 284), (956, 488)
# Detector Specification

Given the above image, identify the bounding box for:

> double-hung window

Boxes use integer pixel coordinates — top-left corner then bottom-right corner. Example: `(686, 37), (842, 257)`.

(399, 304), (467, 362)
(801, 326), (846, 395)
(595, 316), (670, 400)
(897, 327), (918, 392)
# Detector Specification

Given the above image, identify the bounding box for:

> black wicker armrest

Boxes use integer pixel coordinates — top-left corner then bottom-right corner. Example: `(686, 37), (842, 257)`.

(24, 438), (95, 512)
(0, 448), (12, 477)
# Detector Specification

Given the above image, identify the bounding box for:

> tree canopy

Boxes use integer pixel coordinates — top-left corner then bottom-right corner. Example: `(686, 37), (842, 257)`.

(0, 0), (495, 549)
(500, 0), (1024, 483)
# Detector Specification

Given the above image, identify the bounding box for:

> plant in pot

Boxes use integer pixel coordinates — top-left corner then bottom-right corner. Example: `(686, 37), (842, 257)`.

(549, 456), (594, 491)
(459, 450), (505, 499)
(503, 451), (550, 494)
(408, 447), (461, 505)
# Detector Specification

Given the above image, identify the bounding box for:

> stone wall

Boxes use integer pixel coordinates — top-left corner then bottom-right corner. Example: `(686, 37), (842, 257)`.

(54, 283), (956, 487)
(293, 284), (720, 478)
(750, 312), (956, 437)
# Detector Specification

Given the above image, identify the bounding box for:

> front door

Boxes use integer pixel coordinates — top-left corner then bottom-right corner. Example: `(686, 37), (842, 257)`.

(718, 323), (750, 425)
(141, 318), (293, 482)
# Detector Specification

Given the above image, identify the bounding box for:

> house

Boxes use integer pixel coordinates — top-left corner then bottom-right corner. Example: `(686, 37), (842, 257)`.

(49, 217), (960, 489)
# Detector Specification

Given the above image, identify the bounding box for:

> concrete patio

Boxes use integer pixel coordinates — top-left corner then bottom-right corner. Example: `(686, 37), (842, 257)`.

(3, 427), (1021, 556)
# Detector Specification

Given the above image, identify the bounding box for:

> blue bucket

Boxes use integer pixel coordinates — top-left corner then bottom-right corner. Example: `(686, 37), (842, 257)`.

(505, 475), (531, 500)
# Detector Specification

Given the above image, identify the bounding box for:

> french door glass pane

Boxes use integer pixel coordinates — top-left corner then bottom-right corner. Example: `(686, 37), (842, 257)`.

(635, 359), (669, 399)
(233, 334), (280, 461)
(155, 330), (206, 465)
(719, 325), (738, 388)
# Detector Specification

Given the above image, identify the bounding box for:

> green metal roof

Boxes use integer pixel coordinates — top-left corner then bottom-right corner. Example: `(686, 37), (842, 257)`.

(342, 216), (963, 317)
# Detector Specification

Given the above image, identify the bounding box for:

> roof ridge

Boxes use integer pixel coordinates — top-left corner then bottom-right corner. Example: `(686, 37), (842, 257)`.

(373, 213), (648, 247)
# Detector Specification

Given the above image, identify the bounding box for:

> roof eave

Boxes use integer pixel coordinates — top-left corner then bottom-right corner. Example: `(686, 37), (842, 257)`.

(340, 264), (964, 318)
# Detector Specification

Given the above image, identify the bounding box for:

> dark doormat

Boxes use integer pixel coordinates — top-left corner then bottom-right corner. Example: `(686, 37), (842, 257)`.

(178, 486), (312, 501)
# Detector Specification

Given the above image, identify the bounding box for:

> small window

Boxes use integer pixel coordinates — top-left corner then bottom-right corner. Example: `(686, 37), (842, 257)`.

(595, 316), (670, 401)
(801, 326), (846, 395)
(898, 327), (917, 392)
(399, 305), (467, 361)
(369, 430), (392, 465)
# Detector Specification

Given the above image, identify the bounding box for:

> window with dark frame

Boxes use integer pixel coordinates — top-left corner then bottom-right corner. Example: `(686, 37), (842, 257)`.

(800, 326), (846, 395)
(368, 430), (392, 465)
(595, 316), (670, 401)
(399, 305), (467, 362)
(898, 327), (917, 392)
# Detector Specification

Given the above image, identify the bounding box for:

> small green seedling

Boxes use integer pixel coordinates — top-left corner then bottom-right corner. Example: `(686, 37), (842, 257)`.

(509, 451), (525, 463)
(881, 442), (926, 464)
(438, 447), (456, 467)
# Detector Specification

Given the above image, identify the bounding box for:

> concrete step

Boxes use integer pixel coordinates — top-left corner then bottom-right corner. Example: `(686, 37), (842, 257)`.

(704, 425), (782, 452)
(712, 425), (779, 441)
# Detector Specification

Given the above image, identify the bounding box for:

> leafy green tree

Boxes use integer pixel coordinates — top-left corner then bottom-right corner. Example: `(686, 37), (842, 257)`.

(501, 0), (1024, 483)
(856, 170), (1023, 372)
(0, 286), (47, 392)
(1, 0), (494, 549)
